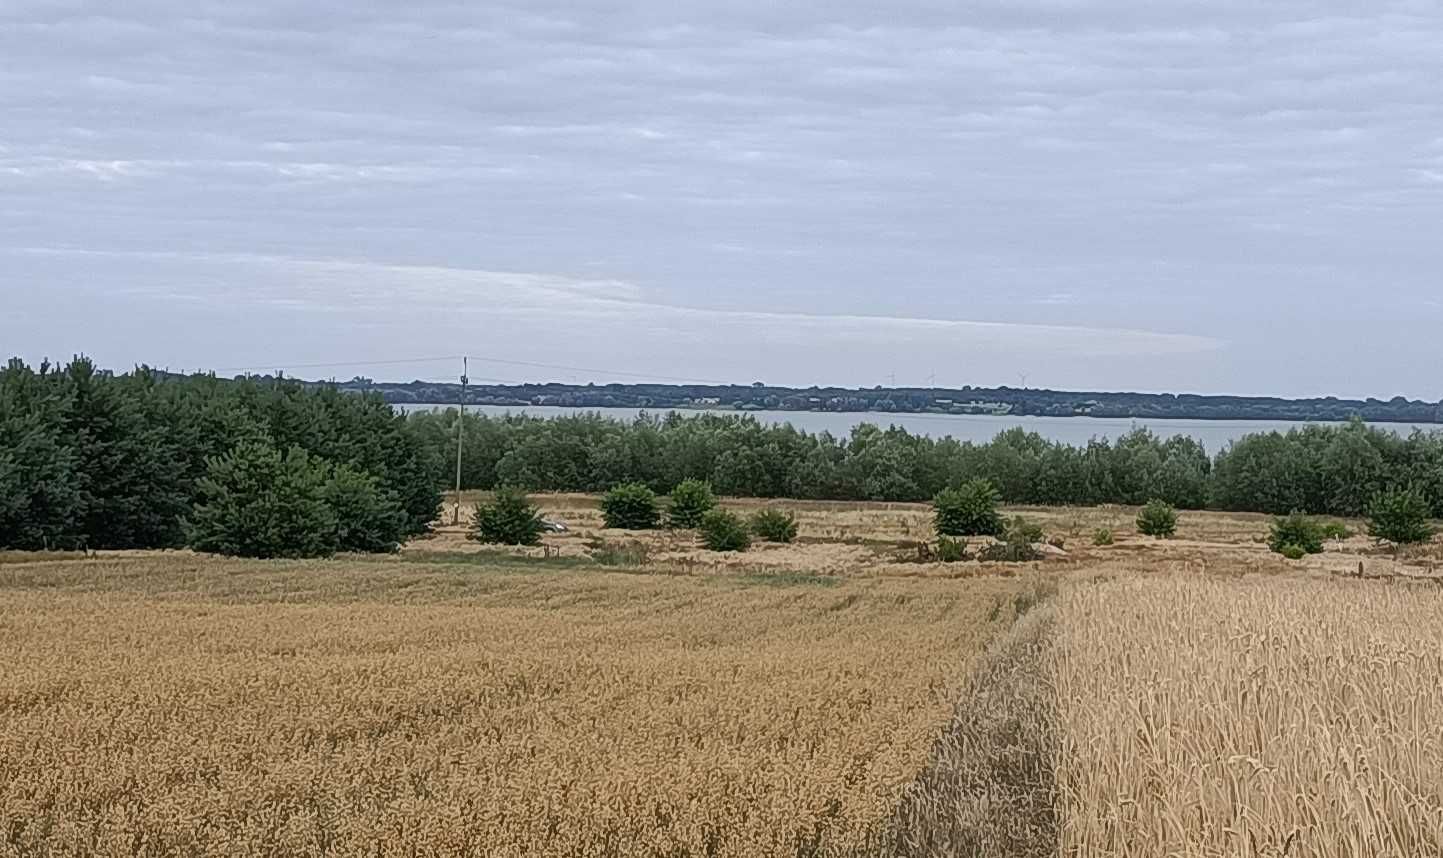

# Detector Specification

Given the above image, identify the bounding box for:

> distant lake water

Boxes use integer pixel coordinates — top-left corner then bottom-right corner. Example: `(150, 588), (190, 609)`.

(395, 403), (1439, 455)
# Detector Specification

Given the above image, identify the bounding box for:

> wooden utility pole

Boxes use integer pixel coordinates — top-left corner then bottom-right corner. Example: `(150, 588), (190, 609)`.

(452, 356), (468, 526)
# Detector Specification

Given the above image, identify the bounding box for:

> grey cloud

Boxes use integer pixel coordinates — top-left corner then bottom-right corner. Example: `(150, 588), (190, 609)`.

(2, 0), (1442, 396)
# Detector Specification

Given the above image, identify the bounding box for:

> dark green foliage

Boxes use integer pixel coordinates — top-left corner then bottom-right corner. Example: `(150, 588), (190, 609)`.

(325, 464), (408, 553)
(667, 479), (716, 528)
(699, 508), (750, 552)
(470, 487), (544, 546)
(0, 360), (82, 550)
(1319, 521), (1352, 540)
(186, 442), (338, 559)
(1367, 487), (1435, 546)
(1279, 543), (1307, 560)
(933, 480), (1002, 537)
(935, 535), (968, 563)
(1136, 500), (1178, 538)
(1268, 512), (1324, 556)
(750, 508), (799, 543)
(1092, 528), (1114, 546)
(0, 357), (441, 554)
(600, 482), (661, 530)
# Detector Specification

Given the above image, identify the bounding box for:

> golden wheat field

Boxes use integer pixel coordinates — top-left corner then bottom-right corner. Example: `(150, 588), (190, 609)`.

(0, 551), (1029, 857)
(5, 499), (1443, 857)
(1050, 575), (1443, 858)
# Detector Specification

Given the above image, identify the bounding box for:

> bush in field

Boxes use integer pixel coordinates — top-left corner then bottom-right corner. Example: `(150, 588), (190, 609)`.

(1136, 500), (1178, 538)
(187, 442), (338, 559)
(1319, 521), (1352, 540)
(1006, 516), (1043, 545)
(933, 479), (1002, 537)
(1278, 543), (1307, 560)
(750, 508), (799, 543)
(667, 479), (716, 528)
(1367, 487), (1434, 546)
(935, 535), (968, 563)
(471, 487), (544, 546)
(978, 517), (1042, 562)
(325, 464), (408, 553)
(1092, 528), (1114, 546)
(699, 509), (750, 552)
(1268, 512), (1324, 556)
(601, 482), (661, 530)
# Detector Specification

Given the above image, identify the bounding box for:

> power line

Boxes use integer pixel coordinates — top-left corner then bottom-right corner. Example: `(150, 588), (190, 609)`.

(205, 353), (741, 386)
(463, 355), (739, 386)
(211, 355), (459, 374)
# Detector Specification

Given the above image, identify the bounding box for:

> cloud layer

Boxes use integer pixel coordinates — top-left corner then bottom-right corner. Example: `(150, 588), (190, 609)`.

(3, 1), (1442, 394)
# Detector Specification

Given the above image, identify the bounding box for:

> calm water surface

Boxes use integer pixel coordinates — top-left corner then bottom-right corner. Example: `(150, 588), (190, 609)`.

(396, 403), (1438, 455)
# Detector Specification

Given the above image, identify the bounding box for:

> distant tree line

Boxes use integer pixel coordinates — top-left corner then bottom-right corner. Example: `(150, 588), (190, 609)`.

(0, 358), (440, 553)
(344, 378), (1443, 423)
(410, 409), (1443, 519)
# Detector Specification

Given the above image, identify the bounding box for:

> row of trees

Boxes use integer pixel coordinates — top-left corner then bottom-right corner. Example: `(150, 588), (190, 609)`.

(410, 410), (1214, 508)
(0, 358), (441, 554)
(411, 409), (1443, 517)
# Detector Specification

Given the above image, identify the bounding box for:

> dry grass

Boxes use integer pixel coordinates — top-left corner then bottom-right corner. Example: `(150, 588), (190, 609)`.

(0, 553), (1022, 857)
(1051, 575), (1443, 856)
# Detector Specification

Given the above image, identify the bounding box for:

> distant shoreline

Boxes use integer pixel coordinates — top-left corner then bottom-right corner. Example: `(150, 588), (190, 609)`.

(342, 377), (1442, 425)
(389, 401), (1443, 428)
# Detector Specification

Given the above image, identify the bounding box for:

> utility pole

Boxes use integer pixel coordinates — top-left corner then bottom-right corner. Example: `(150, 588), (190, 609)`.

(452, 356), (468, 526)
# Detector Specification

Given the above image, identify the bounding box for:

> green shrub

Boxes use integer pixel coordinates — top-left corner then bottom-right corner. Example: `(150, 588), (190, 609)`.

(750, 508), (799, 543)
(326, 464), (408, 553)
(1319, 521), (1352, 540)
(471, 487), (544, 546)
(933, 479), (1002, 537)
(699, 509), (750, 552)
(187, 442), (338, 559)
(601, 482), (661, 530)
(935, 536), (968, 563)
(1268, 512), (1324, 555)
(1092, 528), (1114, 546)
(667, 479), (716, 528)
(1136, 499), (1178, 538)
(1279, 543), (1307, 560)
(1367, 486), (1435, 546)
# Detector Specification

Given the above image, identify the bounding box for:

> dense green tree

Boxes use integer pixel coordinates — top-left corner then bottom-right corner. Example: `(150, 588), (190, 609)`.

(667, 479), (716, 528)
(699, 508), (750, 552)
(0, 360), (82, 549)
(1136, 500), (1178, 538)
(1269, 512), (1325, 556)
(187, 442), (338, 559)
(933, 479), (1002, 537)
(600, 482), (661, 530)
(326, 464), (408, 553)
(1367, 487), (1434, 546)
(471, 487), (545, 546)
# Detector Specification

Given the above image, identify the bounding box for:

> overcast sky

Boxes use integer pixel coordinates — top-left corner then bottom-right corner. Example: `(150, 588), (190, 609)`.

(4, 1), (1442, 397)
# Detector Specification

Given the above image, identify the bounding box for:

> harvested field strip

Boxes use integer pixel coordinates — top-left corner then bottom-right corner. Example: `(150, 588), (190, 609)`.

(1051, 576), (1443, 856)
(878, 583), (1059, 858)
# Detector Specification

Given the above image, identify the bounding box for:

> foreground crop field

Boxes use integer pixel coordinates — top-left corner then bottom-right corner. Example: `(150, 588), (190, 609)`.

(1052, 576), (1443, 856)
(0, 553), (1025, 857)
(6, 499), (1443, 858)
